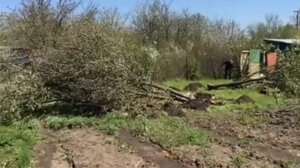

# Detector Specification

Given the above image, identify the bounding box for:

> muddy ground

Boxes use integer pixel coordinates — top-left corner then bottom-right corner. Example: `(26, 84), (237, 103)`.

(180, 110), (300, 167)
(33, 109), (300, 168)
(34, 128), (185, 168)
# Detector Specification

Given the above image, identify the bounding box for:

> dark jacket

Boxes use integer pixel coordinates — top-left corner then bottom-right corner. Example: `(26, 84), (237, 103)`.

(222, 61), (234, 71)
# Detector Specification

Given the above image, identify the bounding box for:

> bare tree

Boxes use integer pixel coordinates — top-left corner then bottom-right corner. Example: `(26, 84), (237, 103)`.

(9, 0), (79, 49)
(133, 0), (173, 47)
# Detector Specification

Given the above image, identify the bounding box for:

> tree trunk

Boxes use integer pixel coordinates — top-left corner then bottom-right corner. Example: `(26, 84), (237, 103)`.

(207, 77), (266, 90)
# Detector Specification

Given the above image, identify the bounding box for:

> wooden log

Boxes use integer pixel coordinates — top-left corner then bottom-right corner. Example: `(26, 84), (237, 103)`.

(207, 78), (266, 90)
(142, 82), (192, 102)
(132, 91), (169, 100)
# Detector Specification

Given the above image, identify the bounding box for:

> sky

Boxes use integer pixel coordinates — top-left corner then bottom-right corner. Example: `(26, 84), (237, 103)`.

(0, 0), (300, 27)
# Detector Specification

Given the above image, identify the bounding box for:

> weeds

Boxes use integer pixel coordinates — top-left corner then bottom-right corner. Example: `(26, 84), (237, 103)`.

(0, 120), (40, 168)
(129, 115), (150, 136)
(98, 113), (129, 135)
(45, 116), (101, 130)
(232, 155), (248, 168)
(211, 88), (277, 109)
(206, 104), (263, 125)
(130, 116), (210, 148)
(45, 113), (129, 135)
(45, 113), (210, 149)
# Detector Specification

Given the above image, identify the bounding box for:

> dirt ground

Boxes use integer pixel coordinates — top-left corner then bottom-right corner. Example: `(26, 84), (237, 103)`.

(180, 110), (300, 167)
(34, 128), (184, 168)
(33, 108), (300, 168)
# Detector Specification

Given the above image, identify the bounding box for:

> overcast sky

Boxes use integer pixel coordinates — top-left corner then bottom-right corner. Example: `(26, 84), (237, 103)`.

(1, 0), (299, 27)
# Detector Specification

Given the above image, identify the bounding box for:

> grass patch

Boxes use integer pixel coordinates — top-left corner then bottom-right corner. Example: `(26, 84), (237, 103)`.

(163, 79), (194, 90)
(97, 113), (129, 135)
(164, 79), (277, 109)
(211, 88), (277, 109)
(130, 116), (210, 148)
(45, 116), (102, 130)
(45, 113), (210, 148)
(206, 104), (264, 125)
(45, 113), (129, 135)
(232, 155), (248, 168)
(165, 79), (278, 125)
(206, 88), (277, 125)
(163, 78), (232, 91)
(0, 120), (40, 168)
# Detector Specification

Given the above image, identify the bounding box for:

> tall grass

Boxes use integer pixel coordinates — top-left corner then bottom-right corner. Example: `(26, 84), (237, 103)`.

(0, 120), (41, 168)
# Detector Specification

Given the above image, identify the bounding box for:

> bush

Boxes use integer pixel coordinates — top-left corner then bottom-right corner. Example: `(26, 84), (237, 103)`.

(275, 51), (300, 96)
(1, 0), (148, 123)
(0, 66), (50, 125)
(35, 21), (142, 112)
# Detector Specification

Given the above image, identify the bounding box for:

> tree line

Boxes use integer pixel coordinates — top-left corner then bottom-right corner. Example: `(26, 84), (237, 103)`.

(0, 0), (299, 124)
(1, 0), (298, 80)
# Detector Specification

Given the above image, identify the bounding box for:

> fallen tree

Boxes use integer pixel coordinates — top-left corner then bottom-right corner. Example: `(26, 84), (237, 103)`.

(142, 82), (192, 102)
(207, 77), (266, 90)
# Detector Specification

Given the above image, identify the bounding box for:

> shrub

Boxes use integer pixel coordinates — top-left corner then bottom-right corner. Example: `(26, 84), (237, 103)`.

(275, 51), (300, 97)
(0, 66), (50, 125)
(0, 0), (149, 124)
(35, 21), (143, 112)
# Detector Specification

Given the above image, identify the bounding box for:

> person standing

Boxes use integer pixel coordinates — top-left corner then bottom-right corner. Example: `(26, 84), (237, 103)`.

(221, 59), (234, 79)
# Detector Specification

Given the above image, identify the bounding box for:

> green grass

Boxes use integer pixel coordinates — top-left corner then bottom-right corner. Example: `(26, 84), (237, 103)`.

(164, 79), (277, 109)
(45, 113), (210, 148)
(164, 79), (278, 125)
(45, 116), (103, 130)
(206, 104), (263, 125)
(163, 78), (232, 91)
(130, 116), (210, 148)
(45, 113), (129, 135)
(98, 113), (130, 135)
(0, 120), (41, 168)
(163, 79), (194, 90)
(211, 88), (277, 109)
(206, 88), (277, 125)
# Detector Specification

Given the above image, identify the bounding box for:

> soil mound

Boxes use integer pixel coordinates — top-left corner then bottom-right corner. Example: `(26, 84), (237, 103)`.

(182, 100), (210, 111)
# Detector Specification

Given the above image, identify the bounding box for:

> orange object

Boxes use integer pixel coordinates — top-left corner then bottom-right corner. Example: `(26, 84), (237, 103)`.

(267, 52), (278, 73)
